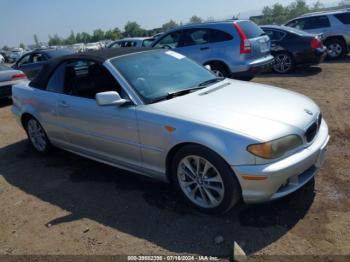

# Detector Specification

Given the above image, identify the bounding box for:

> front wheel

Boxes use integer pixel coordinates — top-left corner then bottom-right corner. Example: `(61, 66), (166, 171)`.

(25, 117), (51, 153)
(171, 145), (241, 214)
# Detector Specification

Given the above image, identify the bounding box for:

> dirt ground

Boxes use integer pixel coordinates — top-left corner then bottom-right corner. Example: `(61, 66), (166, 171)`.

(0, 57), (349, 261)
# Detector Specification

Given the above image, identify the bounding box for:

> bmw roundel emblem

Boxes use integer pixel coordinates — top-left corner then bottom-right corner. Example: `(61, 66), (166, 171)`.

(304, 109), (313, 116)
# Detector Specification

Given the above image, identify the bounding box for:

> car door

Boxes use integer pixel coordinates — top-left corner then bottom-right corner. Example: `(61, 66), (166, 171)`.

(56, 60), (141, 168)
(264, 29), (286, 52)
(28, 62), (69, 144)
(179, 28), (214, 64)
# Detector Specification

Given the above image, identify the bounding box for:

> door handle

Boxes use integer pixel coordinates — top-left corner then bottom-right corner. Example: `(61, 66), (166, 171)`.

(200, 47), (210, 51)
(58, 101), (69, 108)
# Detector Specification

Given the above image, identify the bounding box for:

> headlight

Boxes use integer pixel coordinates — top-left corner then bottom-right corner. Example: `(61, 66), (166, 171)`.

(247, 135), (303, 159)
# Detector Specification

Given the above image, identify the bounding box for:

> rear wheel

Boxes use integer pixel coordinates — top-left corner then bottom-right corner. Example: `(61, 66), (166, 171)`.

(171, 145), (241, 214)
(273, 52), (295, 74)
(325, 39), (346, 59)
(25, 117), (51, 153)
(206, 63), (230, 78)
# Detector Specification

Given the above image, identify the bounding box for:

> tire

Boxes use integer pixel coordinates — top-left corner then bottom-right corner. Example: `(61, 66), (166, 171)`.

(170, 145), (241, 214)
(325, 38), (347, 60)
(207, 63), (230, 78)
(24, 117), (51, 153)
(273, 52), (295, 74)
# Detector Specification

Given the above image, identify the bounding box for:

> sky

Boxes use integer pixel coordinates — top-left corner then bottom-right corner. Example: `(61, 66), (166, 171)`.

(0, 0), (336, 47)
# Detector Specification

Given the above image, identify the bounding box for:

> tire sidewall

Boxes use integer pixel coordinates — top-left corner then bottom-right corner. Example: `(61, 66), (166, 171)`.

(326, 39), (346, 59)
(208, 64), (230, 78)
(273, 52), (295, 74)
(170, 145), (241, 214)
(25, 117), (51, 153)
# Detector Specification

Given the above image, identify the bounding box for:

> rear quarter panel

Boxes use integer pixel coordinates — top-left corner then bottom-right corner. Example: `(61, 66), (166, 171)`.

(12, 82), (64, 140)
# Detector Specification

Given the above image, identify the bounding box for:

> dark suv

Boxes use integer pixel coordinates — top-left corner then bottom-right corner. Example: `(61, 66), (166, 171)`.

(151, 20), (274, 81)
(285, 9), (350, 59)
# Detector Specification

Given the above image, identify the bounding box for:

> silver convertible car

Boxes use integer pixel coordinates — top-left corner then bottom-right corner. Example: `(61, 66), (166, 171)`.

(12, 48), (329, 213)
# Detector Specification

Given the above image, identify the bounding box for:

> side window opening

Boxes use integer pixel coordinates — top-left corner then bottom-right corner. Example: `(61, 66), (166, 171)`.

(154, 31), (182, 49)
(303, 16), (330, 30)
(211, 29), (233, 42)
(187, 29), (212, 45)
(286, 19), (304, 30)
(63, 60), (124, 100)
(32, 53), (47, 63)
(110, 42), (122, 48)
(46, 62), (66, 93)
(265, 30), (286, 41)
(18, 54), (32, 66)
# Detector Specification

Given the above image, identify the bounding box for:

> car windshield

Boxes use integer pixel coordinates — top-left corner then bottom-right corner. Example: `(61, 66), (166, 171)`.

(110, 50), (217, 104)
(142, 39), (155, 47)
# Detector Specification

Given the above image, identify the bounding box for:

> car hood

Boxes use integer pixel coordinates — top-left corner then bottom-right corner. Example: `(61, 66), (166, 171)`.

(149, 79), (320, 141)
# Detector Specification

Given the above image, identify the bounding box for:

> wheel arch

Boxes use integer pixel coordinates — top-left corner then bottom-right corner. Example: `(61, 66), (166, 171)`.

(21, 112), (36, 128)
(203, 60), (230, 74)
(165, 142), (237, 183)
(273, 50), (295, 60)
(324, 35), (348, 50)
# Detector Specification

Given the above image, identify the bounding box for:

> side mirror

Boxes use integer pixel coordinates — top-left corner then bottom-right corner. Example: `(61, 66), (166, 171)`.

(96, 91), (129, 106)
(204, 65), (211, 71)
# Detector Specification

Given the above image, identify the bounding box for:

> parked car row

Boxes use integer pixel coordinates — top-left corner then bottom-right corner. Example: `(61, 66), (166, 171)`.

(285, 8), (350, 59)
(5, 8), (348, 84)
(108, 37), (156, 48)
(105, 9), (349, 75)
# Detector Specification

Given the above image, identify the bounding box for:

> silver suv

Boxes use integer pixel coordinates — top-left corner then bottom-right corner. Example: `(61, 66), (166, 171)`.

(151, 20), (274, 81)
(285, 9), (350, 59)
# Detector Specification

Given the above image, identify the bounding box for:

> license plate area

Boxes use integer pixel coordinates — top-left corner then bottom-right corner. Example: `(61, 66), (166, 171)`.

(259, 40), (269, 52)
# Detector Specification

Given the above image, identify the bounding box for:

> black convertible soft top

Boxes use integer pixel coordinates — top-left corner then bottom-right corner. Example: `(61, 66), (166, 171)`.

(30, 47), (155, 89)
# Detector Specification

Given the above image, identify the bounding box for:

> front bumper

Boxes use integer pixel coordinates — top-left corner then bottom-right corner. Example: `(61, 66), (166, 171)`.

(233, 120), (329, 203)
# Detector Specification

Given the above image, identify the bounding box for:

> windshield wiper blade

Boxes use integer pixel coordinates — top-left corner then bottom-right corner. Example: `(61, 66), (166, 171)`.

(151, 78), (224, 104)
(151, 87), (205, 103)
(198, 77), (224, 87)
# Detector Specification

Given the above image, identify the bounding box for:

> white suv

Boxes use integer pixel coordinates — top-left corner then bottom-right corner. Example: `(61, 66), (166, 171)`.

(285, 9), (350, 59)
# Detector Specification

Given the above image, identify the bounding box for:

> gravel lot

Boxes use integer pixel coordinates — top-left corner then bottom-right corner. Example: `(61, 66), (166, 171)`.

(0, 57), (349, 260)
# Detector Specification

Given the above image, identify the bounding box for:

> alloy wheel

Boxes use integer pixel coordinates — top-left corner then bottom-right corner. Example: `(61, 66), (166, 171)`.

(27, 119), (47, 152)
(177, 155), (225, 208)
(327, 43), (343, 58)
(273, 53), (293, 73)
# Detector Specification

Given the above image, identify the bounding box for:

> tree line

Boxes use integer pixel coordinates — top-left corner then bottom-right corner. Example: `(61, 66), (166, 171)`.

(252, 0), (350, 25)
(47, 16), (203, 47)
